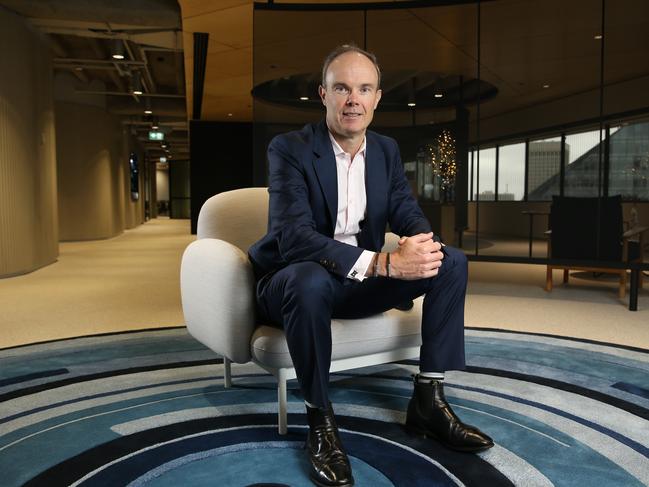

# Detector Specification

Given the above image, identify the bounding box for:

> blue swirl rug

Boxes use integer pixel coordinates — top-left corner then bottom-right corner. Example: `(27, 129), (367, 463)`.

(1, 328), (648, 487)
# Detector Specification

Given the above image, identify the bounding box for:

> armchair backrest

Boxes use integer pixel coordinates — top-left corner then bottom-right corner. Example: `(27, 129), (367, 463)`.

(197, 187), (269, 252)
(550, 195), (623, 262)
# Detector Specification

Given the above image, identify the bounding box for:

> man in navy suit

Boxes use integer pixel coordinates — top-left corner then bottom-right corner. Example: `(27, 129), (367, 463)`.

(249, 44), (492, 487)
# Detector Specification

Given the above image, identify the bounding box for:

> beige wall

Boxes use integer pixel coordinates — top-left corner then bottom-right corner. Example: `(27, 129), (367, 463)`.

(157, 167), (170, 201)
(56, 102), (144, 240)
(0, 8), (58, 278)
(467, 201), (649, 239)
(468, 201), (551, 238)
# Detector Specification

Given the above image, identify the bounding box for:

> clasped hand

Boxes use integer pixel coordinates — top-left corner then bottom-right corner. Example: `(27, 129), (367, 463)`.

(391, 232), (443, 280)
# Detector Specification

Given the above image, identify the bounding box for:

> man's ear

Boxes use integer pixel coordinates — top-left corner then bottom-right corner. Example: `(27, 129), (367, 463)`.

(318, 85), (326, 106)
(374, 88), (382, 109)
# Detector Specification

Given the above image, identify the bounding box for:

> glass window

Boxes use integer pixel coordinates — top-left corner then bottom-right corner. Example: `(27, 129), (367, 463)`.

(527, 136), (561, 201)
(475, 148), (496, 200)
(608, 121), (649, 201)
(563, 128), (605, 197)
(497, 142), (525, 200)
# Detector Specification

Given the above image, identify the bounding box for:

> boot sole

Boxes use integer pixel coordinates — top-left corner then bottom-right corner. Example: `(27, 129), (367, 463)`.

(404, 422), (494, 453)
(309, 473), (354, 487)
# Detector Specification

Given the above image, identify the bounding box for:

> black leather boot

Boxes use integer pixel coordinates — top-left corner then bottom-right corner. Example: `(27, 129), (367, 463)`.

(305, 403), (354, 487)
(405, 375), (494, 453)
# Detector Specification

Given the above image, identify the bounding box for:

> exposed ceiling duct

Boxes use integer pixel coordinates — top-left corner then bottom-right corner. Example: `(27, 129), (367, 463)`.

(0, 0), (188, 162)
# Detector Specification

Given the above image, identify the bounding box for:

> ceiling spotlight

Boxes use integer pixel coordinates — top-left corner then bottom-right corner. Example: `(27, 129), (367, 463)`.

(144, 98), (152, 115)
(543, 84), (550, 89)
(227, 113), (233, 117)
(434, 93), (443, 98)
(131, 72), (143, 95)
(144, 109), (152, 115)
(299, 96), (309, 101)
(152, 124), (159, 130)
(407, 102), (416, 107)
(112, 39), (125, 60)
(594, 34), (603, 40)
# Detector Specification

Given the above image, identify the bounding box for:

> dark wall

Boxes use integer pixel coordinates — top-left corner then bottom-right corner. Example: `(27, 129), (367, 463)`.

(189, 121), (254, 233)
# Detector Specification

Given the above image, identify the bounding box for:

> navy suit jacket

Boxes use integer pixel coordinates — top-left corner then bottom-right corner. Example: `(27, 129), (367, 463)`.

(248, 120), (433, 281)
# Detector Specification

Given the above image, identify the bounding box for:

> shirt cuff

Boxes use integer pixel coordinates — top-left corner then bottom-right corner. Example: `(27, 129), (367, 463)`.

(347, 250), (376, 282)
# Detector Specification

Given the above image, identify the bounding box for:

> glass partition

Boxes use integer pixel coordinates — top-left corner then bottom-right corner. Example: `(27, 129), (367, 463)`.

(476, 148), (496, 200)
(528, 136), (562, 201)
(498, 142), (525, 201)
(609, 120), (649, 201)
(253, 0), (648, 264)
(564, 128), (605, 197)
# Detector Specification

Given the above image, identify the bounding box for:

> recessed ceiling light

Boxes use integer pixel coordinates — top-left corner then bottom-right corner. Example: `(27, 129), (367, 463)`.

(227, 113), (233, 117)
(152, 124), (159, 129)
(434, 93), (443, 98)
(144, 109), (152, 115)
(543, 84), (550, 89)
(407, 102), (416, 107)
(74, 67), (83, 71)
(299, 96), (309, 101)
(594, 34), (603, 40)
(111, 39), (125, 60)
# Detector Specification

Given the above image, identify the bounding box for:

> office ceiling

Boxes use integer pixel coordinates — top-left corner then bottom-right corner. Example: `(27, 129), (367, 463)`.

(0, 0), (188, 163)
(178, 0), (649, 127)
(2, 0), (646, 148)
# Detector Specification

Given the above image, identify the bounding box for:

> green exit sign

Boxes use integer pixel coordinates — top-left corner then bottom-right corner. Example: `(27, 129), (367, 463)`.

(149, 131), (164, 141)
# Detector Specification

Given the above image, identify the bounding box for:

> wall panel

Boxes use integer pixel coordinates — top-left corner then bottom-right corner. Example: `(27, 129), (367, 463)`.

(0, 8), (58, 277)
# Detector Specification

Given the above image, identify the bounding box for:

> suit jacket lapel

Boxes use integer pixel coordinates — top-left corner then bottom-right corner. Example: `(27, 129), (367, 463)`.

(312, 121), (338, 232)
(361, 133), (388, 250)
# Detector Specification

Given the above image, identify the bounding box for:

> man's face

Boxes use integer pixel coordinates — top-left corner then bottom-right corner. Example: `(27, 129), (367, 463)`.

(319, 52), (382, 142)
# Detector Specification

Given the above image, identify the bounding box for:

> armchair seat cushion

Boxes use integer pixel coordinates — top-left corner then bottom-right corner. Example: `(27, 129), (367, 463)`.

(251, 297), (423, 369)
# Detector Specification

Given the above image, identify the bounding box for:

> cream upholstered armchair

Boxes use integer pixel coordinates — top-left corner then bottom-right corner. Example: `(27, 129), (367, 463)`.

(180, 187), (424, 434)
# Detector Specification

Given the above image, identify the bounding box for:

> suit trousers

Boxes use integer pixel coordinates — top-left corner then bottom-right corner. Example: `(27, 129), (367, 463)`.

(255, 246), (468, 408)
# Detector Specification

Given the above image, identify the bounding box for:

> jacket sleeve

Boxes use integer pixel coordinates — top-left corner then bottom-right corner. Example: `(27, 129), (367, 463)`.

(386, 140), (435, 239)
(266, 136), (364, 278)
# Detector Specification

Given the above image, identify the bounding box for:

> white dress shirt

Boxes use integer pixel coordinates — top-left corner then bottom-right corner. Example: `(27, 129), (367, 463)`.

(329, 133), (376, 281)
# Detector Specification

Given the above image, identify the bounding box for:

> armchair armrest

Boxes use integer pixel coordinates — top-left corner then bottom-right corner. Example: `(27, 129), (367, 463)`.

(180, 238), (256, 364)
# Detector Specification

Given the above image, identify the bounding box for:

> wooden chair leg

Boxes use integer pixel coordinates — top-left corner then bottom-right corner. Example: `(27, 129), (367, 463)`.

(545, 266), (553, 291)
(563, 269), (569, 284)
(638, 262), (644, 289)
